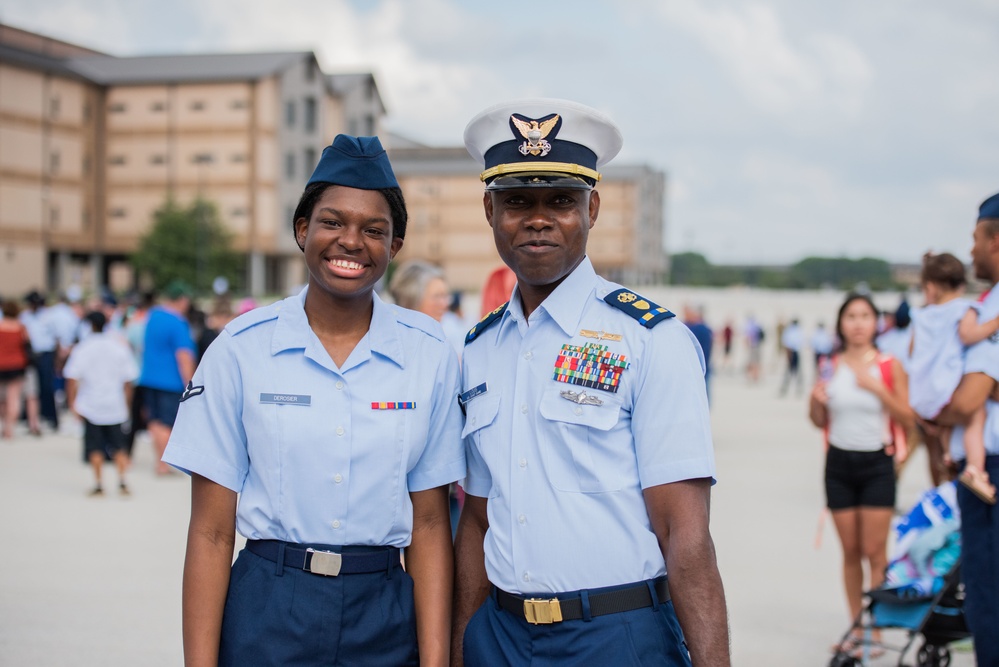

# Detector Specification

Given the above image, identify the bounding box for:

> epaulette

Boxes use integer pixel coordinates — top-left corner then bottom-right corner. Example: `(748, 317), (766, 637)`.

(224, 301), (281, 336)
(603, 289), (675, 328)
(465, 302), (508, 344)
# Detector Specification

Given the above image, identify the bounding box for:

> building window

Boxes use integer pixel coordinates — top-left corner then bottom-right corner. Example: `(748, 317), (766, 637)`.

(83, 102), (91, 121)
(109, 208), (127, 218)
(285, 101), (295, 127)
(82, 209), (90, 230)
(108, 103), (126, 113)
(231, 99), (248, 110)
(49, 152), (60, 174)
(150, 154), (167, 165)
(192, 153), (213, 164)
(231, 153), (247, 163)
(285, 152), (295, 178)
(304, 148), (317, 174)
(304, 97), (317, 133)
(50, 206), (60, 227)
(366, 78), (375, 101)
(151, 101), (167, 112)
(364, 114), (375, 136)
(82, 155), (90, 174)
(305, 59), (316, 83)
(190, 100), (206, 111)
(231, 207), (247, 217)
(108, 155), (127, 165)
(49, 97), (61, 118)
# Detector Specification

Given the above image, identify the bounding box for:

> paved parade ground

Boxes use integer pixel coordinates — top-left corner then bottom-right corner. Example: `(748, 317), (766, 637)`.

(0, 368), (976, 665)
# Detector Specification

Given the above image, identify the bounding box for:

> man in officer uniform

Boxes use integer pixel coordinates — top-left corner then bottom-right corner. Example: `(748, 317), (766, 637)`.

(453, 99), (729, 666)
(936, 191), (999, 667)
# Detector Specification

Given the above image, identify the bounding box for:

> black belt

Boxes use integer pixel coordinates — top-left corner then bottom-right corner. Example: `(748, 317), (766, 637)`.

(246, 540), (400, 577)
(495, 577), (670, 625)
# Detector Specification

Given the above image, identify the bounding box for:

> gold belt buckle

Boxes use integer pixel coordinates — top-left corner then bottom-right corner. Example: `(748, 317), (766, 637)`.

(523, 598), (563, 625)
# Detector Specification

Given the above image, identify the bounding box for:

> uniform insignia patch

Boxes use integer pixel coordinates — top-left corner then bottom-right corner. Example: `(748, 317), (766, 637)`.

(465, 302), (509, 344)
(604, 289), (674, 328)
(579, 329), (622, 342)
(371, 402), (416, 410)
(180, 381), (204, 402)
(559, 389), (603, 406)
(553, 342), (629, 393)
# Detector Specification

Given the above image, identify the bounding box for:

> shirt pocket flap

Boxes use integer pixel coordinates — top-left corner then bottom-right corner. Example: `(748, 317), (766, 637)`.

(539, 389), (621, 431)
(461, 393), (500, 438)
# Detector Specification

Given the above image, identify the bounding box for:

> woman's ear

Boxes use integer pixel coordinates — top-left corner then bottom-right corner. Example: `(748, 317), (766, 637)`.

(294, 217), (308, 252)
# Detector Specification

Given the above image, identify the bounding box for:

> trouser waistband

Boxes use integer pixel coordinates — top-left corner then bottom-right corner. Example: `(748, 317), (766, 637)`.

(245, 540), (400, 577)
(494, 576), (670, 624)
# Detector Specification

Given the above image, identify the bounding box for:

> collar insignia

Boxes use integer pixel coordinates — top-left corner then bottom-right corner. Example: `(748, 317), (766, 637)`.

(510, 113), (560, 157)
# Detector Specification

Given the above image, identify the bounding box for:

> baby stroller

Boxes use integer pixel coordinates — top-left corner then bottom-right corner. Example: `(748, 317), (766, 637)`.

(829, 483), (971, 667)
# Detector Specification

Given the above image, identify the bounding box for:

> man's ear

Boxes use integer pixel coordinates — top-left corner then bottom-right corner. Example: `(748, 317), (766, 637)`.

(294, 218), (308, 252)
(483, 192), (494, 229)
(587, 190), (600, 229)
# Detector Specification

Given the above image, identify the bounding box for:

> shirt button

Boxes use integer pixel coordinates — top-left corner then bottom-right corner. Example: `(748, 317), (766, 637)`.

(336, 426), (345, 436)
(523, 572), (530, 582)
(574, 407), (583, 415)
(518, 514), (526, 524)
(335, 381), (344, 390)
(520, 404), (528, 414)
(471, 417), (477, 426)
(332, 520), (341, 529)
(334, 474), (343, 483)
(524, 351), (533, 360)
(519, 458), (527, 468)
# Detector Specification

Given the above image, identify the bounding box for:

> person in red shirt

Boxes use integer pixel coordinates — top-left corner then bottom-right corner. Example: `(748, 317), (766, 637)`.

(0, 300), (32, 438)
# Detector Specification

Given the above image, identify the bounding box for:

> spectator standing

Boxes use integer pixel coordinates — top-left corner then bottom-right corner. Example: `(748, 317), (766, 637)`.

(720, 320), (734, 373)
(0, 300), (32, 438)
(811, 321), (835, 371)
(123, 291), (154, 456)
(64, 311), (139, 496)
(138, 281), (196, 475)
(683, 304), (714, 402)
(744, 315), (763, 383)
(779, 318), (804, 397)
(933, 192), (999, 666)
(20, 291), (59, 430)
(876, 301), (912, 372)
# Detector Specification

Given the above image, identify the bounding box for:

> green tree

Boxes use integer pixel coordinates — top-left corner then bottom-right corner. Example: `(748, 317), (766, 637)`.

(131, 198), (242, 294)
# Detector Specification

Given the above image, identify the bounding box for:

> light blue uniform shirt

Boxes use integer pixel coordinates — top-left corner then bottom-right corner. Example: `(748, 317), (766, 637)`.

(163, 288), (465, 547)
(461, 258), (716, 595)
(951, 287), (999, 460)
(19, 308), (57, 353)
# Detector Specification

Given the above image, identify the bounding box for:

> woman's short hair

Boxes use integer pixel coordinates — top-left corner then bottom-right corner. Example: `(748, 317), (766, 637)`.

(292, 182), (408, 251)
(388, 260), (445, 311)
(921, 252), (967, 290)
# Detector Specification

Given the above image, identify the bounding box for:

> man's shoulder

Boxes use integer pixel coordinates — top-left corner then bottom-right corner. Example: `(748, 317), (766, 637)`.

(599, 287), (675, 329)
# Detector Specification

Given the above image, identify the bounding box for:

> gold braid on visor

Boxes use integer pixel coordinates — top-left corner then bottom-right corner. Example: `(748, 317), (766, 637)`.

(480, 162), (602, 183)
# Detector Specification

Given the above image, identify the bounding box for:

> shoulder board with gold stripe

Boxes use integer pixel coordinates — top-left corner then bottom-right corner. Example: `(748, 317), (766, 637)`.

(465, 302), (509, 344)
(603, 289), (674, 328)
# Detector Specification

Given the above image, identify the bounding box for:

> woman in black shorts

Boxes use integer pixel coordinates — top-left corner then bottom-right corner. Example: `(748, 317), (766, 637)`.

(809, 293), (913, 654)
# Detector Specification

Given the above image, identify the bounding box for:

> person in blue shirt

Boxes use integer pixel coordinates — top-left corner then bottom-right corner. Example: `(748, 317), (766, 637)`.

(163, 135), (464, 666)
(453, 100), (729, 666)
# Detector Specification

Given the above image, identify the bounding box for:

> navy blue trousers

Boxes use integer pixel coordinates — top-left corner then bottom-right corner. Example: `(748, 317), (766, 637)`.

(35, 351), (58, 428)
(958, 455), (999, 667)
(463, 586), (691, 666)
(219, 549), (418, 666)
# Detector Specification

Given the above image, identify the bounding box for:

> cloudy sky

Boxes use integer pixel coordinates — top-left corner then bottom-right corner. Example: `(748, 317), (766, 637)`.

(2, 0), (997, 264)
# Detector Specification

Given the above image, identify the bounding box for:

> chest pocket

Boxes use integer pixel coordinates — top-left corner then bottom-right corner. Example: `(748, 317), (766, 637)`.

(538, 388), (629, 493)
(461, 394), (500, 440)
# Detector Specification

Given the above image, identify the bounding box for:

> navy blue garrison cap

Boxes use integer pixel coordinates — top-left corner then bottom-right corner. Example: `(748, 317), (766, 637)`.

(464, 98), (623, 190)
(980, 192), (999, 220)
(307, 134), (398, 189)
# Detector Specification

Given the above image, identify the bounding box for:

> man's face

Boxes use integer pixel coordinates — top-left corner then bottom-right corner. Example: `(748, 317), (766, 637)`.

(484, 187), (599, 294)
(970, 219), (998, 282)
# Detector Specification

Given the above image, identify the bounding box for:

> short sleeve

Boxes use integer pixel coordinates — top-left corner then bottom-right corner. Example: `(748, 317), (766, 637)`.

(406, 344), (466, 492)
(162, 332), (249, 491)
(62, 349), (82, 380)
(170, 316), (196, 354)
(631, 320), (716, 488)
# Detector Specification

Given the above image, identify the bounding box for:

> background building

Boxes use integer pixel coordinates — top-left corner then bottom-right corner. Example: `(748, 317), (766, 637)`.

(1, 23), (667, 298)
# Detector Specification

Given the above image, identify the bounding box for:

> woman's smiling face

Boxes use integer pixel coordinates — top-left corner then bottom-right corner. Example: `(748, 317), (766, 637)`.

(295, 185), (403, 303)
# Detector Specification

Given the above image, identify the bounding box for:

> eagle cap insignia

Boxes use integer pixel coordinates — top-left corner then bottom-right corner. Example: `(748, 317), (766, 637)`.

(510, 113), (560, 157)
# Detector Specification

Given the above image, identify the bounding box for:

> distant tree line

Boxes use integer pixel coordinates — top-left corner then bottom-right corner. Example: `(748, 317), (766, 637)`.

(669, 252), (900, 290)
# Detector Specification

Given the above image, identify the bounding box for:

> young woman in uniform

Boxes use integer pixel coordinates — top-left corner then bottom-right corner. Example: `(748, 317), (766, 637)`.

(163, 135), (464, 666)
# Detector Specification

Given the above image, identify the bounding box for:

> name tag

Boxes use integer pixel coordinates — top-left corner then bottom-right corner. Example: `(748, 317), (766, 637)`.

(459, 382), (488, 406)
(260, 393), (311, 406)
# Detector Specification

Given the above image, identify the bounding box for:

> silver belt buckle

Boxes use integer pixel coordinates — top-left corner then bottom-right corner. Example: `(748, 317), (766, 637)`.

(305, 548), (342, 576)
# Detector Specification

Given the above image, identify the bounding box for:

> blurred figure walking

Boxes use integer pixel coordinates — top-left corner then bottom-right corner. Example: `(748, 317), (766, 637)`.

(65, 311), (139, 496)
(779, 318), (804, 396)
(0, 300), (33, 439)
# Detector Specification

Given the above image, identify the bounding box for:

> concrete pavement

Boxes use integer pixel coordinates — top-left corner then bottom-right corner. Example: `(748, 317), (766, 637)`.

(0, 369), (976, 665)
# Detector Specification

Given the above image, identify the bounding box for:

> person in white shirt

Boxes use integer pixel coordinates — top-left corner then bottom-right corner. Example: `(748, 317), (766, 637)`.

(779, 318), (804, 396)
(64, 311), (139, 496)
